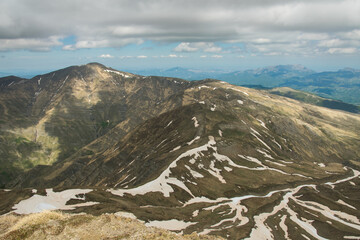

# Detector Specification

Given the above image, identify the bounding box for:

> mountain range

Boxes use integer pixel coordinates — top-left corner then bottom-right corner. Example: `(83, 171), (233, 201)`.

(0, 63), (360, 239)
(132, 65), (360, 106)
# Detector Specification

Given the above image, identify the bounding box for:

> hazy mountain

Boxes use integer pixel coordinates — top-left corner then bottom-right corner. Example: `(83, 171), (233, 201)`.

(129, 67), (229, 81)
(268, 87), (360, 113)
(133, 65), (360, 106)
(1, 63), (360, 239)
(281, 68), (360, 105)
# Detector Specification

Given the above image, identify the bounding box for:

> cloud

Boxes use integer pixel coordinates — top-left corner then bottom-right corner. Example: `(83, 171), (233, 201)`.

(63, 45), (76, 51)
(137, 55), (147, 59)
(328, 48), (357, 54)
(174, 42), (222, 53)
(174, 43), (198, 52)
(0, 36), (62, 51)
(0, 0), (359, 56)
(119, 56), (134, 59)
(99, 54), (114, 58)
(211, 55), (223, 58)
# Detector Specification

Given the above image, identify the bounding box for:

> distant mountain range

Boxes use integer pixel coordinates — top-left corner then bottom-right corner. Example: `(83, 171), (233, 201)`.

(1, 63), (360, 239)
(131, 65), (360, 106)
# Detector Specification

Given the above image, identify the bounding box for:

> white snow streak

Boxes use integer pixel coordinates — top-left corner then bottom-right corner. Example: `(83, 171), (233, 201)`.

(145, 219), (196, 231)
(257, 118), (268, 130)
(104, 69), (131, 78)
(12, 189), (97, 214)
(165, 120), (173, 128)
(192, 117), (199, 127)
(187, 136), (200, 145)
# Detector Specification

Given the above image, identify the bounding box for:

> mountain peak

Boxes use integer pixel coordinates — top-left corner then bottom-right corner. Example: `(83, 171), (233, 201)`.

(84, 62), (107, 69)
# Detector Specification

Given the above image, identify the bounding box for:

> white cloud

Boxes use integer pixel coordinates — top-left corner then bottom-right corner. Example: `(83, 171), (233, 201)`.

(297, 33), (329, 41)
(264, 52), (282, 56)
(174, 42), (222, 53)
(318, 39), (345, 48)
(0, 0), (358, 57)
(252, 38), (272, 44)
(328, 48), (357, 54)
(204, 46), (222, 53)
(174, 43), (198, 52)
(99, 54), (114, 58)
(119, 56), (134, 59)
(211, 55), (223, 58)
(137, 55), (147, 59)
(62, 45), (76, 51)
(0, 36), (62, 51)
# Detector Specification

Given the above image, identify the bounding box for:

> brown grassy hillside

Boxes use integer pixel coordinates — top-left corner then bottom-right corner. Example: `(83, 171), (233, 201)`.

(0, 211), (223, 240)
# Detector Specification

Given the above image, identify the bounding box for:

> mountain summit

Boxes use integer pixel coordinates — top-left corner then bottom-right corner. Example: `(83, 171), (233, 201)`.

(1, 63), (360, 239)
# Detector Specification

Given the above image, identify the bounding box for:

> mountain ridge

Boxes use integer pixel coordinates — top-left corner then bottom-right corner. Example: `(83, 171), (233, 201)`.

(1, 63), (360, 239)
(129, 64), (360, 106)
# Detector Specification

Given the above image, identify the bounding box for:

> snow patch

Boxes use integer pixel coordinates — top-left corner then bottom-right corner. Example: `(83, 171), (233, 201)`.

(165, 120), (173, 128)
(192, 210), (199, 217)
(272, 139), (282, 149)
(185, 165), (204, 178)
(197, 85), (212, 90)
(187, 136), (200, 145)
(256, 119), (268, 130)
(224, 166), (232, 172)
(104, 69), (131, 78)
(251, 128), (272, 150)
(192, 117), (199, 127)
(145, 219), (196, 231)
(279, 215), (290, 240)
(170, 146), (181, 152)
(228, 87), (249, 96)
(111, 137), (218, 197)
(265, 160), (286, 167)
(337, 199), (356, 210)
(114, 211), (138, 220)
(207, 161), (226, 183)
(12, 189), (97, 214)
(257, 149), (274, 159)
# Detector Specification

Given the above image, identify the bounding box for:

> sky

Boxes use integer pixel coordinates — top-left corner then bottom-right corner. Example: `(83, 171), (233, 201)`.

(1, 0), (360, 75)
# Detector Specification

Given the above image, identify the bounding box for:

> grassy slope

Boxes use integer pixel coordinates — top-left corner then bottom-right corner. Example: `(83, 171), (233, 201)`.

(0, 211), (222, 240)
(0, 64), (191, 187)
(268, 87), (360, 113)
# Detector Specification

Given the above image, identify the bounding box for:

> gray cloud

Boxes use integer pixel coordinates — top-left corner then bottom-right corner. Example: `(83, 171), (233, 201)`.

(0, 0), (359, 55)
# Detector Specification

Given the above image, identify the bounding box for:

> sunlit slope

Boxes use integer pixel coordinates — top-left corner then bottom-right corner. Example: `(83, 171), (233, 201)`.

(0, 63), (190, 186)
